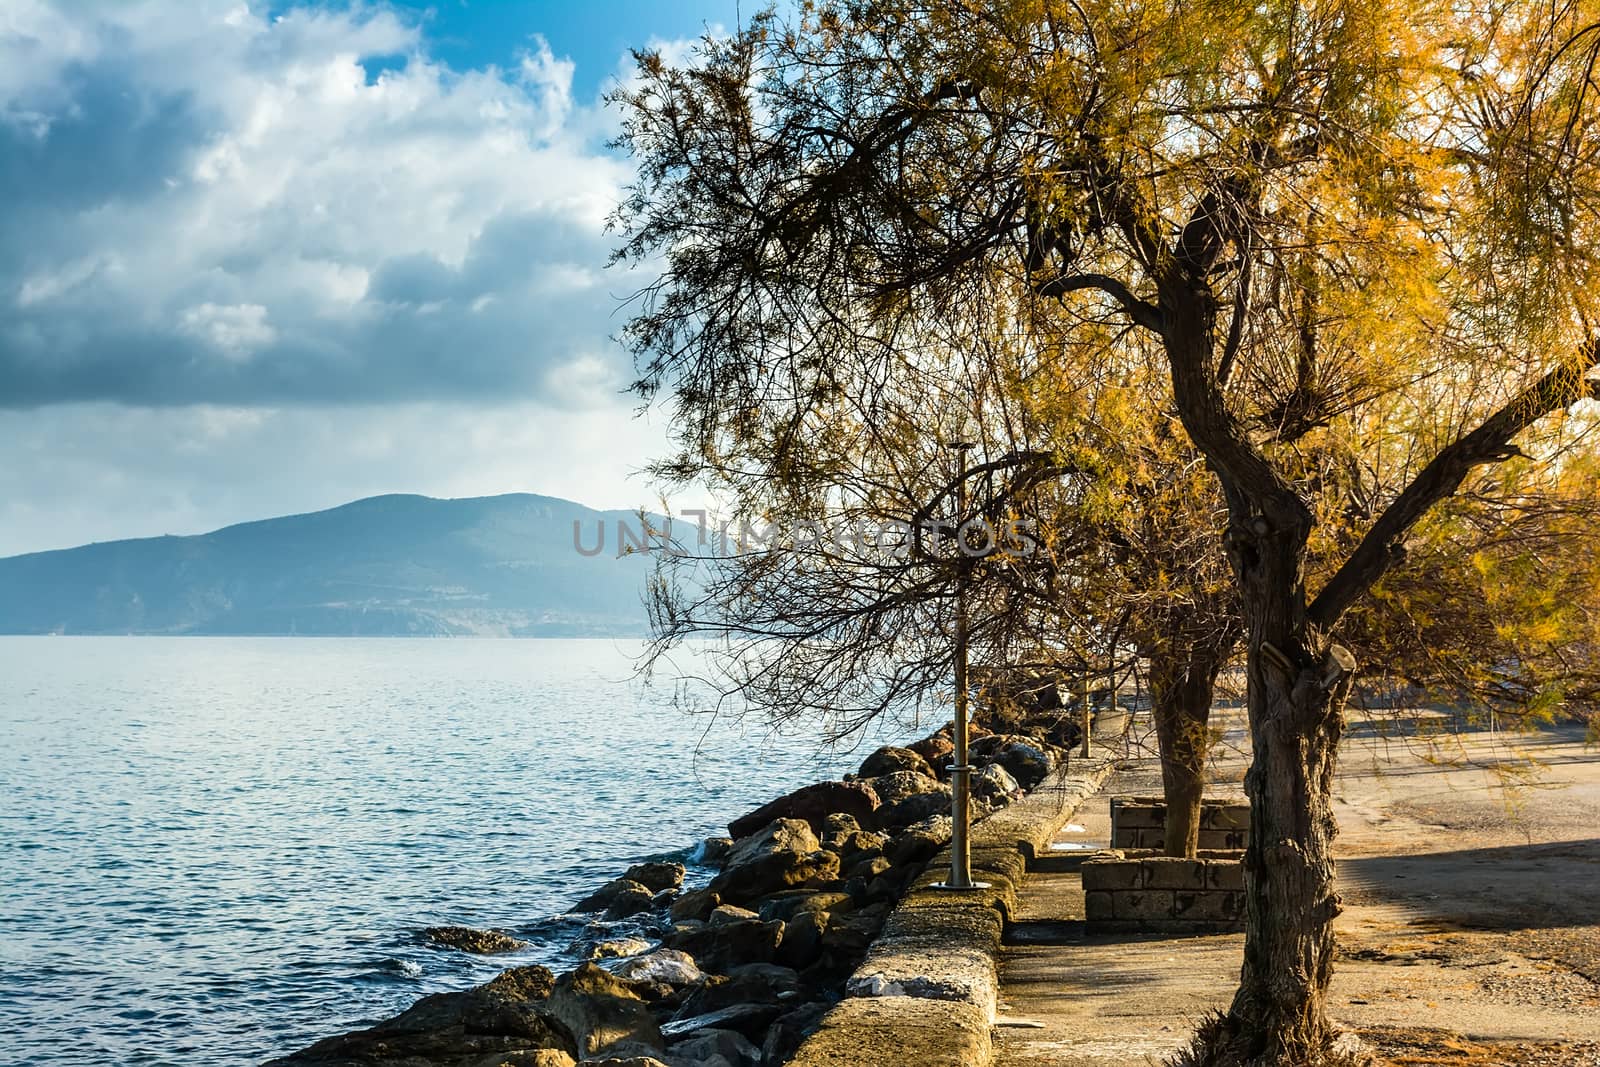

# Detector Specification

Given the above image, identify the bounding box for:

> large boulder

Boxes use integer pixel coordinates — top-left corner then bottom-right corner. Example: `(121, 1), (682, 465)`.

(774, 912), (825, 971)
(727, 780), (881, 840)
(726, 962), (803, 998)
(671, 972), (782, 1019)
(668, 887), (720, 924)
(829, 829), (888, 863)
(588, 937), (655, 961)
(972, 762), (1021, 802)
(667, 1027), (762, 1067)
(819, 812), (862, 839)
(857, 745), (936, 780)
(625, 862), (686, 894)
(574, 878), (653, 914)
(1040, 715), (1084, 751)
(614, 949), (703, 987)
(756, 891), (851, 924)
(481, 967), (559, 1001)
(844, 855), (891, 884)
(727, 818), (818, 859)
(708, 904), (761, 926)
(265, 965), (575, 1065)
(994, 738), (1056, 789)
(858, 771), (941, 807)
(872, 784), (953, 831)
(709, 820), (840, 904)
(905, 733), (955, 772)
(818, 902), (891, 956)
(884, 814), (953, 867)
(544, 963), (664, 1059)
(663, 918), (785, 973)
(971, 734), (1056, 789)
(420, 926), (528, 954)
(604, 887), (657, 920)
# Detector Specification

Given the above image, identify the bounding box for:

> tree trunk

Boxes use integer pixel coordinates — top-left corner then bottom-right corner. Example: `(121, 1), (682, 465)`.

(1149, 649), (1223, 859)
(1203, 642), (1352, 1064)
(1200, 497), (1357, 1065)
(1159, 252), (1363, 1065)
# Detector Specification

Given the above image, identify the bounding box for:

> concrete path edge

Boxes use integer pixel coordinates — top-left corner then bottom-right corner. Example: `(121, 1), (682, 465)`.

(787, 753), (1117, 1067)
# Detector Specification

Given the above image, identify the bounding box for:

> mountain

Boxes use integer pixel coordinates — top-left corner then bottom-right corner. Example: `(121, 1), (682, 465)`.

(0, 494), (671, 636)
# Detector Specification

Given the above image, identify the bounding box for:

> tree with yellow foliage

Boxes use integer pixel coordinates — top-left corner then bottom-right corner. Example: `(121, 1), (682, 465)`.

(614, 2), (1600, 1062)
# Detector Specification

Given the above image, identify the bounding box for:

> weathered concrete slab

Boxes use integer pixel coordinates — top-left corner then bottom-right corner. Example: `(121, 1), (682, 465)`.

(786, 995), (991, 1067)
(844, 757), (1114, 1020)
(995, 757), (1244, 1067)
(789, 756), (1116, 1067)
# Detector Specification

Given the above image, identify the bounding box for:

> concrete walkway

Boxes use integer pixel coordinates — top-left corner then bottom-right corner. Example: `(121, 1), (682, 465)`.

(992, 768), (1240, 1067)
(992, 714), (1600, 1067)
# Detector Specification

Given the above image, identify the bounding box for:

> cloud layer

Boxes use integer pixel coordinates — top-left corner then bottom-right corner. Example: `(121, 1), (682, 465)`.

(1, 1), (635, 409)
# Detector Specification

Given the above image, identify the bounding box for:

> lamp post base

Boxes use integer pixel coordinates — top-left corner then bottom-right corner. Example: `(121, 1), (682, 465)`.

(930, 880), (993, 891)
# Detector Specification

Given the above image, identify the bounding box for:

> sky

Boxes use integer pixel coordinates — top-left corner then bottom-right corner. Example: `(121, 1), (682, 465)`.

(0, 0), (748, 557)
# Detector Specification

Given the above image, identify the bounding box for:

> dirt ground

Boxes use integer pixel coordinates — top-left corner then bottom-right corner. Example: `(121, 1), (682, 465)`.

(995, 706), (1600, 1067)
(1328, 711), (1600, 1065)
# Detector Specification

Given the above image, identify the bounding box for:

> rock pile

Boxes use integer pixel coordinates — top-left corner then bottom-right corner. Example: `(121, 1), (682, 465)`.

(265, 714), (1079, 1067)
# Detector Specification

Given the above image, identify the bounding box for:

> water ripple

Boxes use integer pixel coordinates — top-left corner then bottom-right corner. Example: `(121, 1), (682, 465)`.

(0, 637), (909, 1067)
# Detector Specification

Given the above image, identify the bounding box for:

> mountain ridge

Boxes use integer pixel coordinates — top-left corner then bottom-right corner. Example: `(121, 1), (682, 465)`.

(0, 493), (667, 637)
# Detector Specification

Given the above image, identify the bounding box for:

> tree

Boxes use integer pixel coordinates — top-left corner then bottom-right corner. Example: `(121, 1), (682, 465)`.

(632, 274), (1245, 858)
(613, 3), (1600, 1062)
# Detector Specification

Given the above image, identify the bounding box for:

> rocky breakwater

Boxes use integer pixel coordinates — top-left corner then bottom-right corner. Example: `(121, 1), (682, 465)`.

(264, 719), (1077, 1067)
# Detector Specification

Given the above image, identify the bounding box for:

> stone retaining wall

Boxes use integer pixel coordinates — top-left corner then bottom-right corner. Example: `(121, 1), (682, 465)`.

(1081, 848), (1244, 930)
(1109, 795), (1249, 851)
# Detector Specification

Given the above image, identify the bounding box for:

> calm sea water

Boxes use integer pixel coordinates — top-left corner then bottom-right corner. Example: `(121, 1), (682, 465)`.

(0, 638), (911, 1067)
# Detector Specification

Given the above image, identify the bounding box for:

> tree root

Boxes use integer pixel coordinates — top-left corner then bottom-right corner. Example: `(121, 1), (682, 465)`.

(1167, 1011), (1382, 1067)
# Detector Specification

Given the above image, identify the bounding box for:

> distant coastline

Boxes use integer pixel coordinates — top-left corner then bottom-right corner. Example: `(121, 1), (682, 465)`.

(0, 492), (663, 638)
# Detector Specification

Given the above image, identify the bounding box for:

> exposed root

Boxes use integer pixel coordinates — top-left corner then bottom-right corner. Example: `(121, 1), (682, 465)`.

(1167, 1011), (1382, 1067)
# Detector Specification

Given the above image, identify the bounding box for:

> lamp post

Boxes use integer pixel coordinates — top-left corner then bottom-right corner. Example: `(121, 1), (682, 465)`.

(934, 440), (988, 892)
(1079, 669), (1093, 760)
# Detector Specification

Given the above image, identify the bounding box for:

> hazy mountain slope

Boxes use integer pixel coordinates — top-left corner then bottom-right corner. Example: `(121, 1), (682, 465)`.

(0, 494), (668, 636)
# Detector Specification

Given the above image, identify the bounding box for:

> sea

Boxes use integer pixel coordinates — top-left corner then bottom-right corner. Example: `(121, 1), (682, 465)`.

(0, 637), (919, 1067)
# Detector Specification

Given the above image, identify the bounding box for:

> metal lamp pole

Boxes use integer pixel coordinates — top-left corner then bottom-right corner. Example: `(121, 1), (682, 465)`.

(1080, 669), (1093, 760)
(936, 441), (987, 892)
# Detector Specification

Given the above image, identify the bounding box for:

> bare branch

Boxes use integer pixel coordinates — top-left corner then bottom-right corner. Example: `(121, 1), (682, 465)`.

(1036, 273), (1165, 333)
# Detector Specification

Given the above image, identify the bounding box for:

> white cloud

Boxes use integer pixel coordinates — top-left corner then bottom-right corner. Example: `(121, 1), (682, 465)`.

(179, 302), (276, 360)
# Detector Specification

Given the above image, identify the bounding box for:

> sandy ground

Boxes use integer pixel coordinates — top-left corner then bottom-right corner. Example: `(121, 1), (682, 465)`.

(994, 707), (1600, 1067)
(1331, 712), (1600, 1064)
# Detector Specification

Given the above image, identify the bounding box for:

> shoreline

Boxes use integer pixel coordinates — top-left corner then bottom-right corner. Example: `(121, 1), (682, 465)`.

(264, 705), (1090, 1067)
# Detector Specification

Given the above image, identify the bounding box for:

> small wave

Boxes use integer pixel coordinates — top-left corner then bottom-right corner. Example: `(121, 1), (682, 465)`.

(363, 958), (423, 979)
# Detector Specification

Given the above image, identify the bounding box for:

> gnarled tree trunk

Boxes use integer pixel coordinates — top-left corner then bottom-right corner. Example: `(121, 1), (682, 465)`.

(1197, 639), (1354, 1064)
(1183, 502), (1360, 1065)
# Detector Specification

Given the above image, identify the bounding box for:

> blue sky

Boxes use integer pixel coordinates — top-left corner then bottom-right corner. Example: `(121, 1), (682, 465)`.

(0, 1), (749, 555)
(341, 1), (747, 96)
